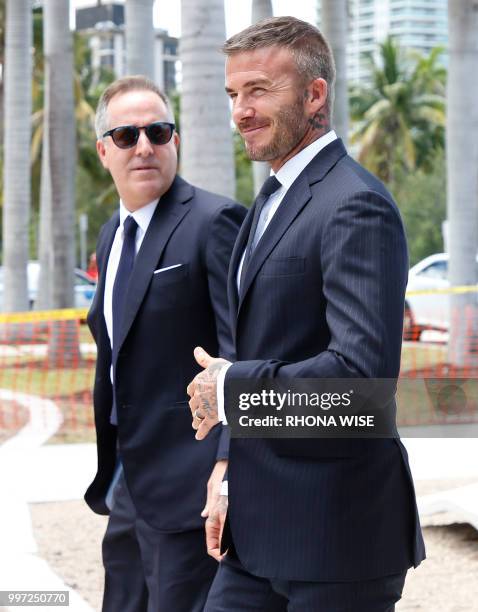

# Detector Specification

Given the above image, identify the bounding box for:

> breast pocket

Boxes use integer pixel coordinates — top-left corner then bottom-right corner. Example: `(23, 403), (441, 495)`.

(260, 257), (306, 276)
(151, 263), (189, 286)
(147, 264), (189, 310)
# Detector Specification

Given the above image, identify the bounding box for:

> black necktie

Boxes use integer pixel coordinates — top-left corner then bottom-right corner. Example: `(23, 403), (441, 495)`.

(111, 215), (138, 424)
(240, 175), (282, 289)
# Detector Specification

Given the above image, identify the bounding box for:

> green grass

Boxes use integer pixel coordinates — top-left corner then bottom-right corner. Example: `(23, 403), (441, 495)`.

(0, 350), (96, 443)
(1, 341), (475, 440)
(400, 343), (447, 373)
(399, 343), (478, 424)
(0, 365), (94, 396)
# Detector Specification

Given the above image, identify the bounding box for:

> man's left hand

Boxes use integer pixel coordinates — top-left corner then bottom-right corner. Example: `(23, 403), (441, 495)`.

(206, 494), (228, 562)
(187, 346), (230, 440)
(201, 459), (228, 519)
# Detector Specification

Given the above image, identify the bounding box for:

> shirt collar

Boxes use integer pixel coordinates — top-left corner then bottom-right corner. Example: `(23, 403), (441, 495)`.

(119, 198), (159, 234)
(274, 130), (338, 189)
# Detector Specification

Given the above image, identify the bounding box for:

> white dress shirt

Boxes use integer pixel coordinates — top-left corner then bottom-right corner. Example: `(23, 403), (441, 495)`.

(218, 130), (338, 424)
(103, 199), (158, 508)
(104, 199), (158, 380)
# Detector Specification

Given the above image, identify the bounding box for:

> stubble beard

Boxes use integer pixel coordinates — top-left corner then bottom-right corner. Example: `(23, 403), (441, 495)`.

(244, 95), (308, 162)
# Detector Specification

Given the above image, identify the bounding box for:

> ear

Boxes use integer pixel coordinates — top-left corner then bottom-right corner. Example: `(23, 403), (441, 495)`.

(173, 131), (180, 152)
(96, 138), (108, 169)
(305, 77), (328, 116)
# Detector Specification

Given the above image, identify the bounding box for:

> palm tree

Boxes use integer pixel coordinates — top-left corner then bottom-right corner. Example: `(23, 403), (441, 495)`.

(2, 0), (32, 312)
(125, 0), (155, 79)
(30, 20), (116, 265)
(251, 0), (272, 21)
(350, 37), (445, 184)
(37, 0), (76, 311)
(321, 0), (349, 146)
(447, 0), (478, 366)
(179, 0), (235, 199)
(38, 0), (78, 366)
(0, 0), (6, 147)
(250, 0), (273, 195)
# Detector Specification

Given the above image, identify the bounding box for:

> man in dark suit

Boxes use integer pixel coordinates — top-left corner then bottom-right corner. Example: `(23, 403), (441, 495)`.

(187, 17), (425, 611)
(84, 76), (246, 612)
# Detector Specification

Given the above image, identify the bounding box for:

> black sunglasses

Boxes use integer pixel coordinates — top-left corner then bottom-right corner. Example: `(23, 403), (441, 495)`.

(102, 121), (175, 149)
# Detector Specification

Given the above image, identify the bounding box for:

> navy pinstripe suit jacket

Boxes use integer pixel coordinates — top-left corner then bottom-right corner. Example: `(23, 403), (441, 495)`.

(223, 138), (426, 582)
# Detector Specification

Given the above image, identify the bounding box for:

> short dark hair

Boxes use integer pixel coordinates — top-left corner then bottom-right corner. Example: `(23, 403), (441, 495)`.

(222, 16), (336, 112)
(95, 75), (173, 138)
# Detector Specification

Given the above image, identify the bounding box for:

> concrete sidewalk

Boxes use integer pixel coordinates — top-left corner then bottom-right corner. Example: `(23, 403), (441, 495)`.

(4, 438), (478, 521)
(1, 432), (477, 611)
(403, 437), (478, 530)
(0, 390), (95, 612)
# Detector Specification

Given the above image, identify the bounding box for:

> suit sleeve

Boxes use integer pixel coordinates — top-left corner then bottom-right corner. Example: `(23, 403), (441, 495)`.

(225, 190), (408, 401)
(205, 202), (246, 460)
(205, 203), (247, 361)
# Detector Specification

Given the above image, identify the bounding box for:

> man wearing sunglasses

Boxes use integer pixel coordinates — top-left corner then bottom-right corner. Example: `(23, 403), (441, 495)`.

(84, 76), (246, 612)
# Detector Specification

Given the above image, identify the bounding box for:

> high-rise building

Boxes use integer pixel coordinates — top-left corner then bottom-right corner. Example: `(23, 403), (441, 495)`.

(318, 0), (448, 84)
(74, 1), (178, 93)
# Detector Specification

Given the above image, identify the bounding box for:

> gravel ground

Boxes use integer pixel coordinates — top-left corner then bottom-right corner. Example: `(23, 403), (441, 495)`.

(29, 480), (478, 612)
(30, 500), (107, 611)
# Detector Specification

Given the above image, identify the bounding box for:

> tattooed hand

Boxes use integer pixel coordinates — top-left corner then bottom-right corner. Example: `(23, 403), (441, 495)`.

(206, 494), (229, 561)
(187, 346), (231, 440)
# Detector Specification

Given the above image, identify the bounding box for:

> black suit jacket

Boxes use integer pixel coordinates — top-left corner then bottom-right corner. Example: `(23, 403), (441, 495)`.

(223, 139), (426, 580)
(85, 175), (246, 531)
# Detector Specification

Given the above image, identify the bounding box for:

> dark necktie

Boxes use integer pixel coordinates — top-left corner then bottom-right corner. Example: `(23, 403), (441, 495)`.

(240, 175), (282, 289)
(111, 215), (138, 424)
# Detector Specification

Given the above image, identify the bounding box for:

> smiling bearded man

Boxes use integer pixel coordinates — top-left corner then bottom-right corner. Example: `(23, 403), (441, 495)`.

(187, 17), (425, 612)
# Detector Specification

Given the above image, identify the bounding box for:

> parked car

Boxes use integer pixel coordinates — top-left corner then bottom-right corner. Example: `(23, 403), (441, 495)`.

(0, 261), (97, 310)
(404, 253), (478, 341)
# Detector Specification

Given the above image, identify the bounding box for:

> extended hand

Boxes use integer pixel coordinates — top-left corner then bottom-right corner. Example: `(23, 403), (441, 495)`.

(187, 346), (230, 440)
(206, 494), (228, 561)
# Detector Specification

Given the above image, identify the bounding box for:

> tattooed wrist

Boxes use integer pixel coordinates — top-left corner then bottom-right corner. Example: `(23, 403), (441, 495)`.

(208, 359), (229, 376)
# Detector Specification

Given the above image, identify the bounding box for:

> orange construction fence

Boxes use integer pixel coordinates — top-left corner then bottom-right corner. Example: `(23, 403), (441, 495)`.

(1, 294), (477, 443)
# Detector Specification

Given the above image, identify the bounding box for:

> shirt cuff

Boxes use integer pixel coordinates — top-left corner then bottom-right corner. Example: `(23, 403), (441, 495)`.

(217, 363), (233, 424)
(220, 480), (229, 496)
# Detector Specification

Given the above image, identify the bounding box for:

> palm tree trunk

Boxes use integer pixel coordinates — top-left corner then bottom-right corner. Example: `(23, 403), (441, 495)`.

(36, 124), (52, 310)
(179, 0), (235, 199)
(0, 0), (5, 146)
(447, 0), (478, 366)
(251, 0), (272, 195)
(125, 0), (155, 79)
(2, 0), (32, 312)
(251, 0), (272, 22)
(41, 0), (79, 367)
(320, 0), (349, 146)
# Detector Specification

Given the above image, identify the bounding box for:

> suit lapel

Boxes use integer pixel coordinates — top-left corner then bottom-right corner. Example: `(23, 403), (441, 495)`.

(237, 138), (347, 314)
(227, 205), (255, 318)
(89, 213), (119, 324)
(115, 176), (193, 355)
(238, 174), (312, 309)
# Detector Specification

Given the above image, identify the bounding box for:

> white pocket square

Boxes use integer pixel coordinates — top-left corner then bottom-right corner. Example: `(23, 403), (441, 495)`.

(153, 264), (183, 275)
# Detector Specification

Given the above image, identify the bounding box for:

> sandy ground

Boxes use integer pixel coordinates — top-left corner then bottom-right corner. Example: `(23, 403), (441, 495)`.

(29, 479), (478, 612)
(30, 500), (107, 611)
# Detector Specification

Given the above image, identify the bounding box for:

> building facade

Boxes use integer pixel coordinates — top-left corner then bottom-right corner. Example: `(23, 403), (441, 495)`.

(318, 0), (448, 84)
(75, 1), (178, 93)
